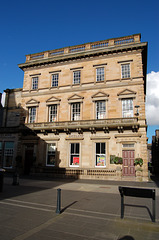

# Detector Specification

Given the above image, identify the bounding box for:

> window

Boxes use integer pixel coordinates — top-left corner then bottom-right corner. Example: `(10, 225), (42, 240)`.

(46, 143), (56, 166)
(70, 143), (80, 166)
(96, 67), (104, 82)
(52, 74), (59, 87)
(96, 101), (106, 119)
(71, 103), (80, 121)
(32, 77), (38, 89)
(121, 64), (130, 79)
(49, 105), (57, 122)
(96, 143), (106, 167)
(122, 99), (133, 117)
(3, 142), (14, 168)
(0, 142), (2, 167)
(73, 71), (80, 84)
(28, 107), (36, 123)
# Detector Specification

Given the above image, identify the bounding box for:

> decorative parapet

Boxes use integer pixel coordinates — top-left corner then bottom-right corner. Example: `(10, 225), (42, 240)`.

(24, 34), (141, 63)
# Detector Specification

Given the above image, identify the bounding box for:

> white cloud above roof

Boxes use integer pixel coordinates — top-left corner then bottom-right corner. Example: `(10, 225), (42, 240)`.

(146, 71), (159, 125)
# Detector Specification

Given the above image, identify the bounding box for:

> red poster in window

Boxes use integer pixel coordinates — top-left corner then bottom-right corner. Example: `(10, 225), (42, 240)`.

(73, 157), (79, 165)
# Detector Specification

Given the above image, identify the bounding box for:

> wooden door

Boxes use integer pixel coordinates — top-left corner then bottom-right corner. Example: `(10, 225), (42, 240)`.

(24, 148), (34, 175)
(122, 150), (135, 176)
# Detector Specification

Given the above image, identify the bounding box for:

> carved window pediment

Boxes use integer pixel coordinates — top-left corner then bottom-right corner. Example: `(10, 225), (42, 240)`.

(117, 89), (136, 99)
(68, 94), (84, 103)
(26, 99), (39, 107)
(46, 96), (61, 105)
(91, 91), (109, 102)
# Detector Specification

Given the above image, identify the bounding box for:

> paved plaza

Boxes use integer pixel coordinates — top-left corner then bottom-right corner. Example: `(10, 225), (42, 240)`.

(0, 175), (159, 240)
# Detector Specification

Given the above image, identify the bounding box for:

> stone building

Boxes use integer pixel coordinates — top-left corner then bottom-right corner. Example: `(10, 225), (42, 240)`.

(14, 33), (148, 180)
(0, 89), (22, 170)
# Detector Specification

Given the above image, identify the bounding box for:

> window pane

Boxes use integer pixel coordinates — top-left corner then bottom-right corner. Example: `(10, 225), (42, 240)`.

(121, 64), (130, 78)
(73, 71), (80, 84)
(32, 77), (38, 89)
(4, 141), (14, 168)
(96, 101), (106, 119)
(47, 143), (56, 166)
(70, 143), (80, 166)
(122, 99), (133, 117)
(72, 103), (80, 121)
(96, 143), (106, 167)
(29, 107), (36, 123)
(49, 105), (57, 122)
(52, 74), (58, 87)
(96, 67), (104, 82)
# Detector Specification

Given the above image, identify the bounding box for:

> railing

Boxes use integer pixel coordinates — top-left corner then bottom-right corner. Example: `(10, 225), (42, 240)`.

(26, 34), (141, 62)
(25, 117), (138, 130)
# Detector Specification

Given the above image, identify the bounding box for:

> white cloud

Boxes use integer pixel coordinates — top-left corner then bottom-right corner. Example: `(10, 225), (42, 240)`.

(146, 71), (159, 125)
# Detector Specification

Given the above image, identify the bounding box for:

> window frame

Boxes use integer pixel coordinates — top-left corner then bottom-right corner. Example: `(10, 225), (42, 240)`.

(52, 73), (59, 87)
(96, 100), (106, 119)
(70, 143), (80, 167)
(46, 143), (56, 166)
(95, 142), (106, 167)
(73, 70), (81, 85)
(3, 141), (14, 168)
(122, 98), (133, 118)
(28, 107), (36, 123)
(121, 63), (130, 79)
(71, 103), (80, 121)
(49, 104), (57, 122)
(32, 77), (38, 90)
(96, 67), (104, 82)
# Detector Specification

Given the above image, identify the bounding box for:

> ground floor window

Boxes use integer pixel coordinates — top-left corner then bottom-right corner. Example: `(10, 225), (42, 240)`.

(3, 142), (14, 168)
(96, 142), (106, 167)
(70, 143), (80, 166)
(46, 143), (56, 166)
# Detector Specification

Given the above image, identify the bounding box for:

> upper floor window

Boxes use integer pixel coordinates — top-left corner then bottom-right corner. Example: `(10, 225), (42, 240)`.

(32, 77), (38, 89)
(121, 64), (130, 79)
(49, 105), (57, 122)
(73, 71), (81, 84)
(96, 101), (106, 119)
(122, 99), (133, 117)
(52, 74), (59, 87)
(71, 103), (80, 121)
(28, 107), (36, 123)
(96, 67), (104, 82)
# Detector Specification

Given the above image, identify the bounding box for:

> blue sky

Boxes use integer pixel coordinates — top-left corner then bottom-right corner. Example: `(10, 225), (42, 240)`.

(0, 0), (159, 142)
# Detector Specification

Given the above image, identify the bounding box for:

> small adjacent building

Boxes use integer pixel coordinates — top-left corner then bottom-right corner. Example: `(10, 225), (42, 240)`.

(152, 130), (159, 175)
(1, 33), (149, 181)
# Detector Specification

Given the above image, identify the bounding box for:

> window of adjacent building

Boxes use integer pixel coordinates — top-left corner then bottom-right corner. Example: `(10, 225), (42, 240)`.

(71, 103), (80, 121)
(52, 73), (59, 87)
(70, 143), (80, 166)
(122, 99), (133, 117)
(96, 101), (106, 119)
(121, 64), (130, 79)
(28, 107), (36, 123)
(32, 77), (38, 89)
(46, 143), (56, 166)
(49, 105), (57, 122)
(3, 142), (14, 168)
(0, 142), (2, 167)
(95, 142), (106, 167)
(73, 71), (81, 84)
(96, 67), (104, 82)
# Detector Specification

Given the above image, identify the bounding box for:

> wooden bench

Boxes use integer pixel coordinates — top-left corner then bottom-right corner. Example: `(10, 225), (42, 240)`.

(118, 186), (156, 222)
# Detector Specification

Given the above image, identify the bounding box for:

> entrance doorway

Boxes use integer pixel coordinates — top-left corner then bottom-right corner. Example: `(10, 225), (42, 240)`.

(122, 150), (135, 176)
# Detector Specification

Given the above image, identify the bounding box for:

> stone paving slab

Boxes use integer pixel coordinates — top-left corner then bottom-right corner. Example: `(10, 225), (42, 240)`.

(0, 176), (158, 240)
